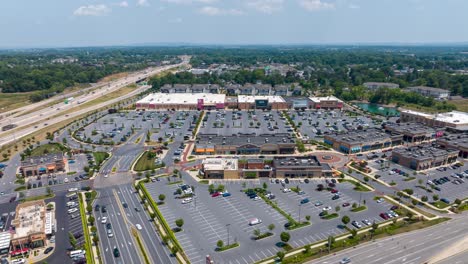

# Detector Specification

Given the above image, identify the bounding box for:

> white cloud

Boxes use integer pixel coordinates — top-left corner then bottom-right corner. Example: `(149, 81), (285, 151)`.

(168, 17), (183, 23)
(162, 0), (218, 4)
(118, 1), (129, 7)
(73, 4), (111, 16)
(348, 3), (359, 9)
(137, 0), (150, 6)
(299, 0), (335, 11)
(198, 6), (244, 16)
(246, 0), (284, 14)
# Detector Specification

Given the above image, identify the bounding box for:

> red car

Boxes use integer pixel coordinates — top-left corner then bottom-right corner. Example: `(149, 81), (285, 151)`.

(380, 213), (389, 220)
(342, 202), (350, 207)
(211, 192), (221, 197)
(331, 189), (339, 193)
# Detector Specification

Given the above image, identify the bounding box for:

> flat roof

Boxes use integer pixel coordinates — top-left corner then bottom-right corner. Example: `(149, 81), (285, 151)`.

(137, 93), (226, 105)
(273, 156), (321, 168)
(384, 122), (437, 135)
(21, 152), (64, 167)
(202, 158), (238, 171)
(437, 133), (468, 149)
(408, 86), (450, 93)
(12, 201), (46, 239)
(392, 144), (458, 161)
(237, 95), (285, 103)
(401, 110), (468, 125)
(326, 128), (395, 145)
(309, 96), (343, 103)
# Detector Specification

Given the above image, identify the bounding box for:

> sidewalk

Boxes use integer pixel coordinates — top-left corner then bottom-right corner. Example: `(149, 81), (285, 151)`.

(80, 192), (101, 264)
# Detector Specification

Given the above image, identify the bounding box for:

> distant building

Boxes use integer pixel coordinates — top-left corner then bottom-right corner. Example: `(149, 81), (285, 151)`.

(309, 96), (343, 110)
(400, 110), (468, 132)
(324, 128), (403, 154)
(135, 93), (225, 110)
(20, 153), (65, 177)
(407, 86), (450, 99)
(255, 84), (272, 96)
(363, 82), (399, 91)
(237, 95), (288, 110)
(391, 145), (458, 171)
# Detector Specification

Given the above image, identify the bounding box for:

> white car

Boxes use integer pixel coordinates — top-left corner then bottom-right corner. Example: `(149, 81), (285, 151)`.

(322, 206), (332, 211)
(68, 208), (78, 214)
(68, 187), (78, 192)
(101, 217), (108, 224)
(249, 218), (262, 226)
(64, 178), (69, 183)
(104, 174), (109, 178)
(253, 196), (261, 201)
(181, 198), (192, 204)
(67, 201), (76, 207)
(282, 188), (291, 193)
(136, 224), (142, 230)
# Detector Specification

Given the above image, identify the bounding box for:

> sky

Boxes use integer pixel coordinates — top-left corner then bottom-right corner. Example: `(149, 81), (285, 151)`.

(1, 0), (468, 47)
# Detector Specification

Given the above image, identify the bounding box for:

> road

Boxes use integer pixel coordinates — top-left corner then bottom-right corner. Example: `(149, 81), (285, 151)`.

(94, 185), (176, 264)
(0, 59), (189, 148)
(309, 216), (468, 264)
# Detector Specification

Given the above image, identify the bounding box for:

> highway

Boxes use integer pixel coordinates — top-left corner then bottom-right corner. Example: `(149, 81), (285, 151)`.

(0, 58), (189, 148)
(309, 216), (468, 264)
(94, 185), (176, 264)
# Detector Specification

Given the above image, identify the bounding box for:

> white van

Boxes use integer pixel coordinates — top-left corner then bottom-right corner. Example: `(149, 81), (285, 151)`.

(249, 218), (262, 226)
(69, 250), (85, 258)
(11, 259), (25, 264)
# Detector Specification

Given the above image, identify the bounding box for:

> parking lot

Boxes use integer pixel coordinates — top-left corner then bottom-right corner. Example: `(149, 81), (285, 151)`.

(369, 160), (468, 204)
(144, 174), (397, 264)
(198, 110), (292, 136)
(285, 110), (396, 140)
(75, 110), (196, 146)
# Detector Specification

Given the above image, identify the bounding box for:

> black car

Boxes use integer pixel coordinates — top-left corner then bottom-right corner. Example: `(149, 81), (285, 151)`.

(44, 247), (54, 254)
(113, 248), (120, 258)
(101, 206), (107, 213)
(134, 207), (141, 212)
(106, 223), (112, 230)
(304, 179), (310, 184)
(95, 204), (100, 212)
(122, 202), (128, 208)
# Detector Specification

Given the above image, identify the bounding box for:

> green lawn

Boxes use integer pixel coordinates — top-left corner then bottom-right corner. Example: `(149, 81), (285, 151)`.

(432, 200), (450, 209)
(351, 205), (367, 212)
(322, 213), (339, 220)
(30, 143), (67, 156)
(93, 152), (109, 166)
(134, 151), (157, 171)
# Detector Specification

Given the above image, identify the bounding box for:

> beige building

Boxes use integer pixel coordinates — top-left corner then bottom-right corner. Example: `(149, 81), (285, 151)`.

(201, 158), (239, 179)
(10, 200), (53, 250)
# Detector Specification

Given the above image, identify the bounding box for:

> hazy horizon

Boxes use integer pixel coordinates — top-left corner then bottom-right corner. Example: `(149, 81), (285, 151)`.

(2, 0), (468, 48)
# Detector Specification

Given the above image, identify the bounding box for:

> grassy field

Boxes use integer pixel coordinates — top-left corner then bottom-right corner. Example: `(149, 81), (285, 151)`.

(134, 151), (156, 171)
(0, 92), (35, 113)
(449, 99), (468, 112)
(30, 143), (67, 156)
(93, 152), (109, 166)
(100, 72), (129, 82)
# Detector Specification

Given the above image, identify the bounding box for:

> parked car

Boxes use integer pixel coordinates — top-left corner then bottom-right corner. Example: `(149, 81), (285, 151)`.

(380, 213), (389, 220)
(342, 202), (350, 207)
(249, 218), (262, 226)
(211, 192), (221, 197)
(300, 198), (310, 204)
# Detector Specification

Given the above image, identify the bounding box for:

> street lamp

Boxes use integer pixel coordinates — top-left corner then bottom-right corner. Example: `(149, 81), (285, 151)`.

(226, 224), (231, 246)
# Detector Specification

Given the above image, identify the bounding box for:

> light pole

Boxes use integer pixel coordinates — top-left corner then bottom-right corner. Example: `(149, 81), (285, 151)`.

(226, 224), (231, 246)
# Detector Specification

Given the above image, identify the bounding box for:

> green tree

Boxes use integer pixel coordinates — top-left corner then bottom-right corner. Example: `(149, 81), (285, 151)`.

(433, 194), (439, 201)
(253, 229), (261, 238)
(280, 232), (290, 244)
(216, 240), (224, 249)
(263, 182), (268, 190)
(158, 194), (166, 203)
(341, 215), (350, 226)
(276, 251), (285, 261)
(208, 184), (215, 194)
(175, 219), (184, 229)
(268, 224), (275, 233)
